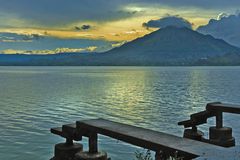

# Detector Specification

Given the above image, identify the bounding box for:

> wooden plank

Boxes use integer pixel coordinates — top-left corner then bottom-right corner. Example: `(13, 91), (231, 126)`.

(51, 127), (63, 137)
(76, 118), (228, 159)
(63, 123), (82, 141)
(207, 103), (240, 114)
(51, 124), (82, 141)
(178, 111), (214, 128)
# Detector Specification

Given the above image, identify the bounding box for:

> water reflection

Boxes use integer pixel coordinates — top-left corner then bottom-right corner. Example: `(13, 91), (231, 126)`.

(102, 69), (149, 124)
(1, 67), (240, 160)
(187, 69), (209, 111)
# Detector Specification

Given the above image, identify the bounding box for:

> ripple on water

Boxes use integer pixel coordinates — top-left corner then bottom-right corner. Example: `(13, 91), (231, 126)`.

(1, 66), (240, 160)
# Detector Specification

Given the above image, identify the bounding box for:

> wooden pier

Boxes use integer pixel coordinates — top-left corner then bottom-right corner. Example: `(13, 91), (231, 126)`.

(50, 102), (240, 160)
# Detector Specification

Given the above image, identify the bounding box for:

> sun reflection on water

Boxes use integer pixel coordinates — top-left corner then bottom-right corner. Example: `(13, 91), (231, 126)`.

(100, 69), (151, 124)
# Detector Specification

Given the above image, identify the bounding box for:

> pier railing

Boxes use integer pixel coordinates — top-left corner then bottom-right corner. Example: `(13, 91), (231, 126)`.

(50, 102), (240, 160)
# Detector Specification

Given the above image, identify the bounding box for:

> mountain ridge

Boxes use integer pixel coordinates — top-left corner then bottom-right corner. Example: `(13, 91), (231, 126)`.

(106, 26), (239, 56)
(0, 27), (240, 66)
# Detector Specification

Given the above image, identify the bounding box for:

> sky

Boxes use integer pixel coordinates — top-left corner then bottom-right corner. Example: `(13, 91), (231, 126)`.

(0, 0), (239, 54)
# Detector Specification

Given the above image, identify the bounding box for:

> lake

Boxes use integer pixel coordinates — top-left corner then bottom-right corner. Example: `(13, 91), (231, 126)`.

(0, 66), (240, 160)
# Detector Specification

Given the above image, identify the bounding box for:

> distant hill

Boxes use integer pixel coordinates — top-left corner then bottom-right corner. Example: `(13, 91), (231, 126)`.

(195, 52), (240, 66)
(102, 26), (240, 65)
(0, 27), (240, 66)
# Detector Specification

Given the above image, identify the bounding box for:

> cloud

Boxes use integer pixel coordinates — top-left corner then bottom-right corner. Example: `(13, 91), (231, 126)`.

(0, 0), (141, 27)
(0, 32), (116, 53)
(217, 13), (228, 20)
(111, 41), (126, 48)
(143, 16), (193, 29)
(197, 12), (240, 47)
(1, 46), (98, 55)
(75, 25), (92, 31)
(0, 32), (44, 42)
(0, 0), (239, 28)
(138, 0), (240, 9)
(81, 25), (91, 30)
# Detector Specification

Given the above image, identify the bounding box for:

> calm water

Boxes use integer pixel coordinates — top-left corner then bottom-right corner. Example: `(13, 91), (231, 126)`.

(0, 66), (240, 160)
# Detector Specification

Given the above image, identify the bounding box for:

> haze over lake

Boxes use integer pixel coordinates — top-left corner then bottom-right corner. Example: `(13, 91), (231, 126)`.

(0, 66), (240, 160)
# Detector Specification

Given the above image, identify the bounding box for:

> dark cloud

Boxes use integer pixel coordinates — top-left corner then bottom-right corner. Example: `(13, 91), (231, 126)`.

(81, 25), (91, 30)
(143, 16), (193, 29)
(0, 0), (238, 27)
(0, 0), (139, 26)
(74, 26), (81, 31)
(138, 0), (240, 9)
(75, 25), (92, 31)
(197, 13), (240, 47)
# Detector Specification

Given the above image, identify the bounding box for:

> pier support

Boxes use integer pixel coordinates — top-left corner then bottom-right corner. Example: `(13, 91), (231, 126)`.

(50, 125), (83, 160)
(183, 126), (204, 141)
(207, 126), (235, 147)
(52, 139), (83, 160)
(179, 102), (238, 148)
(74, 132), (107, 160)
(207, 111), (235, 147)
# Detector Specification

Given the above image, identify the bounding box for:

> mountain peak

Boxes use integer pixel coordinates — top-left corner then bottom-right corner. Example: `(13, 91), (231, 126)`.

(109, 26), (239, 57)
